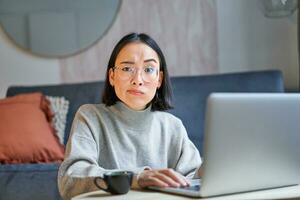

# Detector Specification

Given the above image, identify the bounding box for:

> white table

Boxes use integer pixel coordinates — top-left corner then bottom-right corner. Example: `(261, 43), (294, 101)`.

(73, 184), (300, 200)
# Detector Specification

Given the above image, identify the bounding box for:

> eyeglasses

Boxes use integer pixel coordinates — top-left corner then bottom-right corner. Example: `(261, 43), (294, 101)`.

(113, 66), (159, 82)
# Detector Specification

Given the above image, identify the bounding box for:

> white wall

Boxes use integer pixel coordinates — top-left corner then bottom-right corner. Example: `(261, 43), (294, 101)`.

(59, 0), (218, 83)
(217, 0), (299, 90)
(0, 26), (61, 98)
(0, 0), (298, 99)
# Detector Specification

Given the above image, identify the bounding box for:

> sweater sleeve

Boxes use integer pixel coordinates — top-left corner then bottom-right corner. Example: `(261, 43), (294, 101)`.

(173, 121), (202, 179)
(57, 106), (149, 200)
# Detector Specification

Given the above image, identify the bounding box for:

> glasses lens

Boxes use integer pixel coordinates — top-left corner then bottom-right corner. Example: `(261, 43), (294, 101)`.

(116, 66), (158, 82)
(142, 66), (158, 82)
(118, 66), (133, 80)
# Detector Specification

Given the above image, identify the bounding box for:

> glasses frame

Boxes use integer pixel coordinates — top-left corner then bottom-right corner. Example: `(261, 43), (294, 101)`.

(113, 66), (160, 83)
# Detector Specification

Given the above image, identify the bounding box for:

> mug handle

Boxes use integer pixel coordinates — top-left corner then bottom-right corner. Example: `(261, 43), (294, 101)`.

(94, 177), (110, 193)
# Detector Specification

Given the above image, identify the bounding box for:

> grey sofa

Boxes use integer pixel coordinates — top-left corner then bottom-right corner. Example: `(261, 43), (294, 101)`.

(0, 70), (284, 200)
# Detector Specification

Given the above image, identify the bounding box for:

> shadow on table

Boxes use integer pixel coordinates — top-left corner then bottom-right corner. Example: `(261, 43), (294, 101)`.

(84, 193), (112, 198)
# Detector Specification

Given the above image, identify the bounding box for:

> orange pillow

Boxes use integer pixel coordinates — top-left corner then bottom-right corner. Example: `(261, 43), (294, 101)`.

(0, 93), (64, 164)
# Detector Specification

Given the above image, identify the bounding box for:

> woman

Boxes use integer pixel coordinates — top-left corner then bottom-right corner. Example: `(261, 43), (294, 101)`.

(58, 33), (202, 200)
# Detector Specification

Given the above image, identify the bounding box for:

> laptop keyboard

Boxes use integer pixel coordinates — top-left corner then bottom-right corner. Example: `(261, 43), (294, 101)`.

(179, 184), (201, 191)
(178, 179), (201, 191)
(148, 179), (201, 194)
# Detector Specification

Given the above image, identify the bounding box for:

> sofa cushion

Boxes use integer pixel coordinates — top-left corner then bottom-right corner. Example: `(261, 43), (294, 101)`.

(46, 95), (70, 144)
(0, 163), (62, 200)
(0, 93), (64, 163)
(6, 81), (104, 145)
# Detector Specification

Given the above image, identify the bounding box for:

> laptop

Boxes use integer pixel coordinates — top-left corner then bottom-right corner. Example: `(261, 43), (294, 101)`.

(149, 93), (300, 197)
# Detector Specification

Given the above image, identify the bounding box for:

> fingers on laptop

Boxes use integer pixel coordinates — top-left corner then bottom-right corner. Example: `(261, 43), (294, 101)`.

(137, 168), (189, 188)
(160, 169), (190, 187)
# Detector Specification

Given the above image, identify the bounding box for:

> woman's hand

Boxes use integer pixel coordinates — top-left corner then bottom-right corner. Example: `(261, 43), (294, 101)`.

(137, 168), (190, 188)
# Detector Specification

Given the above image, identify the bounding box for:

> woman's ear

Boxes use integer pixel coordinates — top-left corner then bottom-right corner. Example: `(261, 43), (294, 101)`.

(157, 71), (163, 89)
(109, 68), (114, 87)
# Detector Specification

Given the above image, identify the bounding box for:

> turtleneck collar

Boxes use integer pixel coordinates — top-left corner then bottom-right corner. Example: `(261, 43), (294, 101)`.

(109, 101), (153, 131)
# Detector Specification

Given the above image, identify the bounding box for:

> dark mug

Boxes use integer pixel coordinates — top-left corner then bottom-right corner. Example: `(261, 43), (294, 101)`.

(94, 171), (134, 194)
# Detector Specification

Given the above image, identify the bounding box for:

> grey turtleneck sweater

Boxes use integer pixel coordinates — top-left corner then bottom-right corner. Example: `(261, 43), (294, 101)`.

(58, 102), (202, 200)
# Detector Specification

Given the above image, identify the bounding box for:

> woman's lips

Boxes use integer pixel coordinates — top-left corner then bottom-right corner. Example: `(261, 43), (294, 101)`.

(127, 89), (144, 95)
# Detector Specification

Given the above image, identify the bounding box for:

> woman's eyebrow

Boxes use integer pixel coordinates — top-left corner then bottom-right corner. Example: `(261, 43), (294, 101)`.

(144, 59), (157, 63)
(120, 61), (135, 64)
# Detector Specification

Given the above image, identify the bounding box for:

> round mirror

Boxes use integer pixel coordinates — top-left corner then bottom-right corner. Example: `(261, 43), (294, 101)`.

(0, 0), (121, 57)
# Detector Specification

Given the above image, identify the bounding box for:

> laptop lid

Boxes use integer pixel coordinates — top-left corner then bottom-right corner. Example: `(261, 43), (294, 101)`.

(148, 93), (300, 198)
(200, 93), (300, 197)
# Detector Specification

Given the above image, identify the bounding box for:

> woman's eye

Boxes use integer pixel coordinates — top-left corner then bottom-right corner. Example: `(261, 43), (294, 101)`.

(144, 66), (155, 73)
(121, 66), (133, 72)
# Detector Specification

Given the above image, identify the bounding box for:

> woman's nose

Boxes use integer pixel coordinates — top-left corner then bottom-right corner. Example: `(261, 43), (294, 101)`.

(131, 69), (144, 86)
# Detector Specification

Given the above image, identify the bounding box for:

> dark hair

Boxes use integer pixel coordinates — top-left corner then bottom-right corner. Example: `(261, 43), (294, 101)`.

(102, 33), (173, 111)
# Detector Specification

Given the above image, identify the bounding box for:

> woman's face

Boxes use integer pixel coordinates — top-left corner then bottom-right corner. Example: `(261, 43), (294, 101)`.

(109, 42), (163, 110)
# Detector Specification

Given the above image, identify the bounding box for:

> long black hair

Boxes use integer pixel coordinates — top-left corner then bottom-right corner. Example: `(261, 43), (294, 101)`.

(102, 33), (173, 111)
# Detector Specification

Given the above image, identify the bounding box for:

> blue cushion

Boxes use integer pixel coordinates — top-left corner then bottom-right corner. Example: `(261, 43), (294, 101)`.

(0, 163), (62, 200)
